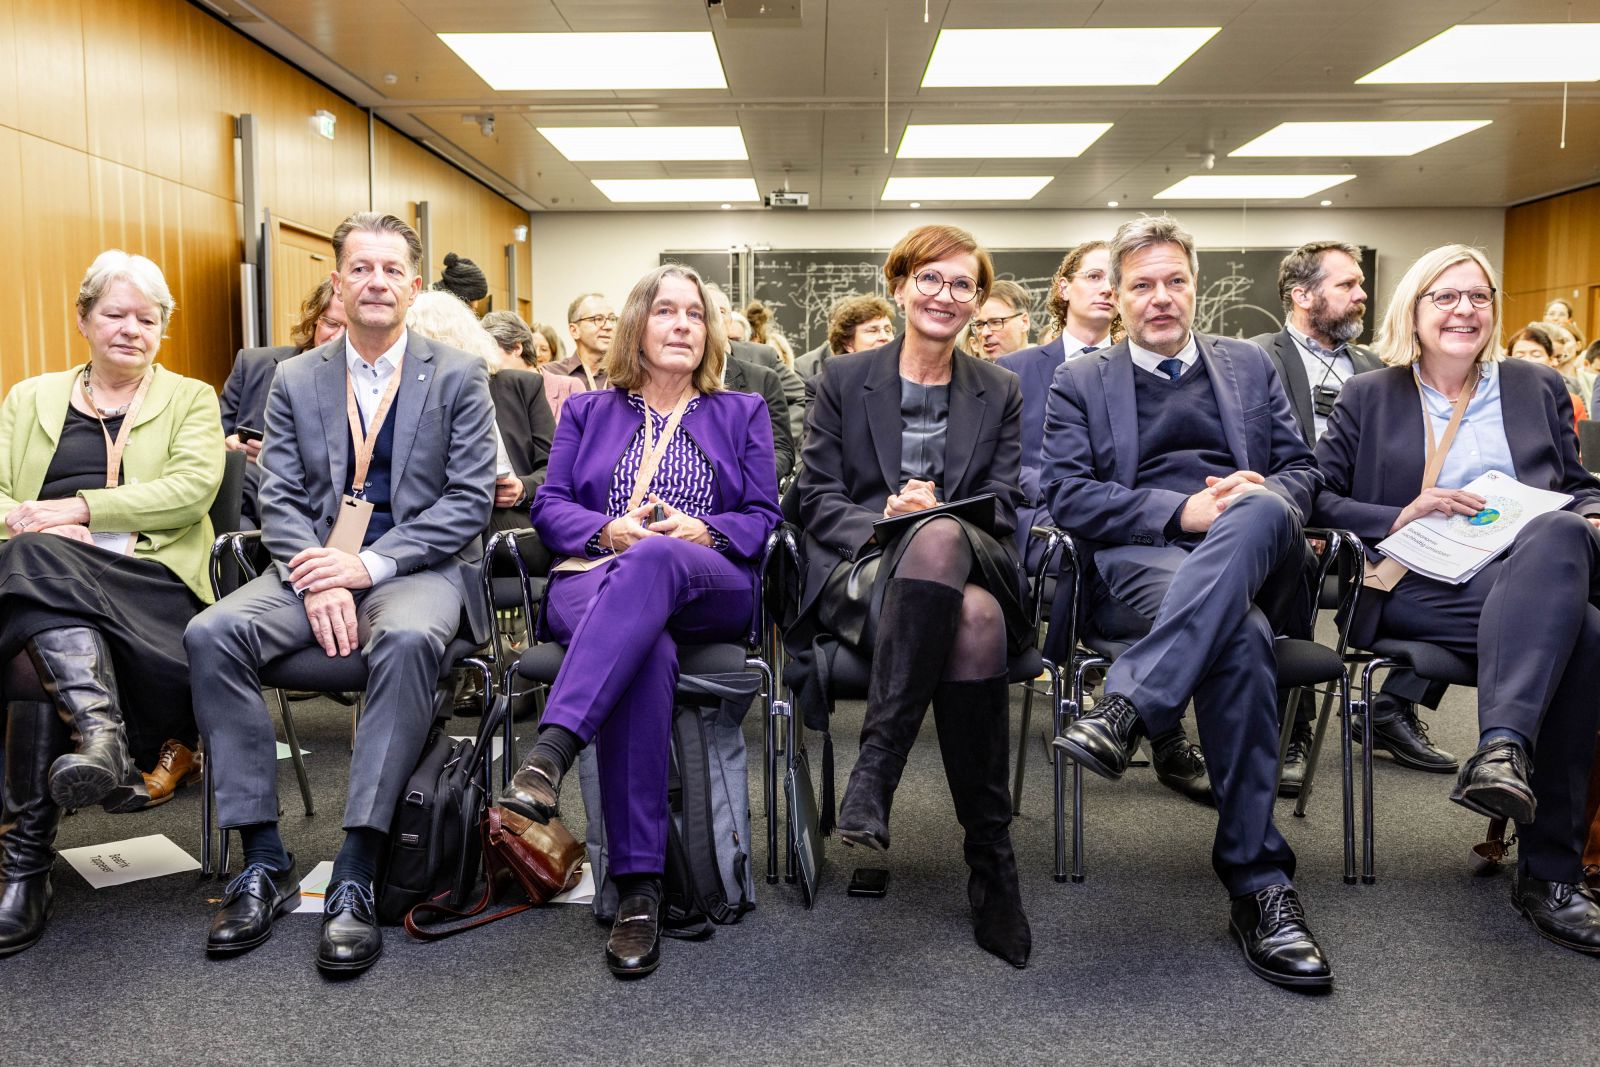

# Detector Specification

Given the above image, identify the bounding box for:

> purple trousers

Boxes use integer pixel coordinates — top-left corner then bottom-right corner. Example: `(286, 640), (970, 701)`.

(541, 537), (754, 876)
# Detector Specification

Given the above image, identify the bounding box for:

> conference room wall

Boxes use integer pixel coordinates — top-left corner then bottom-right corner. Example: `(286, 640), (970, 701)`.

(0, 0), (530, 392)
(1504, 184), (1600, 343)
(528, 208), (1504, 344)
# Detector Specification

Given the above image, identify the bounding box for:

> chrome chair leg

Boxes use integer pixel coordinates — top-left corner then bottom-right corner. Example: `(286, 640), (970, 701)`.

(272, 689), (315, 817)
(1295, 681), (1340, 817)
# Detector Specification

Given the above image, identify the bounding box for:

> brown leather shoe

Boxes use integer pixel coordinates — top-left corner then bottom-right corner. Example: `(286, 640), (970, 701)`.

(142, 740), (201, 808)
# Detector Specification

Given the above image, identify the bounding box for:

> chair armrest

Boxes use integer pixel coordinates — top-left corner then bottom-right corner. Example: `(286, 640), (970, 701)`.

(755, 522), (802, 648)
(209, 530), (263, 601)
(1025, 524), (1083, 663)
(1304, 527), (1366, 657)
(483, 529), (541, 665)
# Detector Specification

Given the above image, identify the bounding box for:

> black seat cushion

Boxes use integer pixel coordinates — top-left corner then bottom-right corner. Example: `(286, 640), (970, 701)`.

(1367, 638), (1477, 686)
(1273, 638), (1344, 688)
(516, 641), (749, 685)
(259, 636), (482, 692)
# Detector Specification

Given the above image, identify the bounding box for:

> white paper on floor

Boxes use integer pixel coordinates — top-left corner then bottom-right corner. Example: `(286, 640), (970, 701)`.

(275, 742), (310, 760)
(59, 834), (200, 889)
(448, 735), (507, 762)
(292, 860), (334, 914)
(550, 862), (595, 906)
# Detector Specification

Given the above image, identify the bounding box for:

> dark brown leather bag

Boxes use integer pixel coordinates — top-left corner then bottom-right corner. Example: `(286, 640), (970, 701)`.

(404, 805), (586, 941)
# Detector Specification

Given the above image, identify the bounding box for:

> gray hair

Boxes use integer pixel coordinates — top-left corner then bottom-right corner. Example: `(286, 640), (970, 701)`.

(76, 250), (176, 332)
(1277, 240), (1363, 311)
(332, 211), (423, 275)
(481, 310), (537, 366)
(1108, 215), (1198, 290)
(406, 289), (501, 372)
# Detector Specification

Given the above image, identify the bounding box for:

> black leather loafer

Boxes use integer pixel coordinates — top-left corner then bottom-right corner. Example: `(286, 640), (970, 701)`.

(501, 753), (562, 824)
(605, 893), (662, 978)
(316, 879), (382, 975)
(1052, 694), (1141, 780)
(205, 855), (300, 956)
(1151, 732), (1214, 806)
(1229, 884), (1332, 989)
(1364, 696), (1458, 773)
(1450, 739), (1536, 824)
(1514, 872), (1600, 954)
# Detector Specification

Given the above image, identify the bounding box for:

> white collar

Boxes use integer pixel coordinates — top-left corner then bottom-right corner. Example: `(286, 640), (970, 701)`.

(1128, 332), (1198, 376)
(344, 330), (408, 373)
(1061, 325), (1110, 355)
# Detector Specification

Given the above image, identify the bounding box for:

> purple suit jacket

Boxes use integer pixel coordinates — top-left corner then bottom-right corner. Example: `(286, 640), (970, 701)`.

(530, 387), (781, 571)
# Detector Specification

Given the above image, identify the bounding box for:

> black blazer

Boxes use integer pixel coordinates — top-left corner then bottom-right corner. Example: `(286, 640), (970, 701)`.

(794, 337), (1024, 613)
(1247, 329), (1381, 446)
(1312, 360), (1600, 644)
(219, 345), (297, 436)
(726, 354), (794, 481)
(488, 368), (555, 504)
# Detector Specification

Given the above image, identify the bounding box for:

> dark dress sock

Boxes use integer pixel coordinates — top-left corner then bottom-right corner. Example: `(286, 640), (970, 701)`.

(329, 826), (388, 887)
(1480, 726), (1531, 751)
(238, 823), (290, 871)
(531, 723), (583, 778)
(614, 873), (663, 905)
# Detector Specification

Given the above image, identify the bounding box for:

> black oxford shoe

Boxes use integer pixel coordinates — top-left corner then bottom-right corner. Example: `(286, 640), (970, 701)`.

(1363, 696), (1458, 773)
(316, 880), (382, 976)
(1514, 873), (1600, 955)
(1449, 739), (1536, 825)
(1052, 694), (1142, 780)
(1229, 884), (1332, 990)
(205, 856), (300, 956)
(605, 894), (662, 979)
(1151, 732), (1214, 806)
(501, 752), (562, 824)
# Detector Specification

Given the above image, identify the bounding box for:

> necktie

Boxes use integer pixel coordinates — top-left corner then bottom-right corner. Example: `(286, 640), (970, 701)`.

(1157, 357), (1184, 381)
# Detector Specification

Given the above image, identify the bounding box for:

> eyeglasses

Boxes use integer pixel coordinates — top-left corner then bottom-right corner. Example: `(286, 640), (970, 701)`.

(913, 270), (979, 303)
(970, 311), (1025, 334)
(572, 313), (619, 328)
(1418, 286), (1495, 311)
(1069, 269), (1109, 287)
(316, 316), (345, 332)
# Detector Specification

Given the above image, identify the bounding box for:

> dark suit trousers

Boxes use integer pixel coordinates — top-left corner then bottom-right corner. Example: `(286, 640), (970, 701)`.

(1093, 491), (1304, 895)
(1378, 510), (1600, 881)
(540, 538), (752, 877)
(186, 570), (463, 832)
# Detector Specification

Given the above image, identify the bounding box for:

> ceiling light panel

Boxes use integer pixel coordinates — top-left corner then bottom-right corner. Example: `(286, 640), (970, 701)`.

(922, 28), (1219, 87)
(439, 33), (727, 91)
(881, 176), (1053, 201)
(1154, 175), (1357, 200)
(1357, 24), (1600, 83)
(1231, 120), (1492, 157)
(897, 123), (1113, 159)
(592, 179), (760, 203)
(538, 126), (747, 161)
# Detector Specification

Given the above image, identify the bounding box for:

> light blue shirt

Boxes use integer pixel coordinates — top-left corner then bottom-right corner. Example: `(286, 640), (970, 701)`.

(1416, 360), (1515, 491)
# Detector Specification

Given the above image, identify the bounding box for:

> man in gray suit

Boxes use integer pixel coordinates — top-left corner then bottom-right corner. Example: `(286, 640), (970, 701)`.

(1248, 242), (1457, 784)
(187, 211), (495, 976)
(704, 283), (806, 446)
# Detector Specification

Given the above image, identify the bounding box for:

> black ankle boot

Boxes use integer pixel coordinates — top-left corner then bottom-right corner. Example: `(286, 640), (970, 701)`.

(0, 700), (69, 957)
(27, 627), (148, 812)
(933, 674), (1032, 968)
(836, 578), (965, 851)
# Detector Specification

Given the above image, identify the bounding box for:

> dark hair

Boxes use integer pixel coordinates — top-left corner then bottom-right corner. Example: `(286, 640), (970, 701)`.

(331, 211), (423, 274)
(827, 294), (896, 354)
(1506, 323), (1555, 360)
(883, 224), (994, 303)
(1046, 240), (1109, 331)
(433, 252), (488, 304)
(1277, 240), (1363, 311)
(289, 278), (336, 351)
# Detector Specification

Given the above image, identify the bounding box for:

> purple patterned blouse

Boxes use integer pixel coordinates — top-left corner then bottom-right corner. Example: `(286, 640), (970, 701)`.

(585, 393), (727, 553)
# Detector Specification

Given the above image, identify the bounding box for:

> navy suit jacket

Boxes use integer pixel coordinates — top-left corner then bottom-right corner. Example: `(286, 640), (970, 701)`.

(1312, 359), (1600, 645)
(996, 335), (1068, 507)
(1040, 333), (1317, 557)
(1247, 329), (1381, 446)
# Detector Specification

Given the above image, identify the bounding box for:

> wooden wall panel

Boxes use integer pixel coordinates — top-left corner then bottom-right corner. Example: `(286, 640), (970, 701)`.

(1504, 184), (1600, 344)
(0, 0), (530, 392)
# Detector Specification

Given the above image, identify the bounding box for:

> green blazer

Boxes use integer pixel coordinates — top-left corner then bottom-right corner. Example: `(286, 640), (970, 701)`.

(0, 364), (225, 604)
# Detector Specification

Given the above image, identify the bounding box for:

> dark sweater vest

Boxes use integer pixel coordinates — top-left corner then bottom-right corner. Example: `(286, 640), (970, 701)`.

(1133, 358), (1234, 495)
(346, 400), (399, 547)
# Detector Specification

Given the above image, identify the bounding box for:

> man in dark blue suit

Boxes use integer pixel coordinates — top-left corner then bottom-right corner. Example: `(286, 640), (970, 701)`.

(1043, 216), (1331, 989)
(1000, 240), (1210, 804)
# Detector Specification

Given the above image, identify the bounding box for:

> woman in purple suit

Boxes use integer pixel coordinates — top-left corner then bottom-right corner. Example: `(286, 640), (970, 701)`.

(500, 265), (780, 978)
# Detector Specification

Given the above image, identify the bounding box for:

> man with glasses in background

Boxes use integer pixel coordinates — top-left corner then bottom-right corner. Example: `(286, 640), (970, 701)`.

(548, 292), (617, 391)
(969, 279), (1033, 360)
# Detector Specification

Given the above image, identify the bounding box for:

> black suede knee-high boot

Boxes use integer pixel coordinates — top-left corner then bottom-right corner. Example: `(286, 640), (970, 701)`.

(835, 578), (964, 851)
(933, 673), (1032, 968)
(27, 627), (148, 813)
(0, 700), (69, 957)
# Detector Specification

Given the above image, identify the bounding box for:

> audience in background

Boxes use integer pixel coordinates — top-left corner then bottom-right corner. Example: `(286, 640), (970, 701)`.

(791, 224), (1032, 968)
(728, 311), (750, 341)
(968, 278), (1033, 359)
(501, 264), (779, 979)
(1544, 298), (1585, 347)
(1510, 323), (1588, 427)
(795, 293), (896, 381)
(1315, 244), (1600, 958)
(532, 322), (564, 368)
(704, 284), (806, 447)
(1582, 340), (1600, 414)
(432, 252), (488, 307)
(550, 293), (616, 391)
(481, 309), (540, 371)
(0, 251), (224, 956)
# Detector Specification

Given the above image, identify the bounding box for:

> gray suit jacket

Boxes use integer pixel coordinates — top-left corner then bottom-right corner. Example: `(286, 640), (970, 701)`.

(257, 333), (498, 642)
(726, 355), (794, 481)
(733, 339), (806, 444)
(1248, 328), (1381, 446)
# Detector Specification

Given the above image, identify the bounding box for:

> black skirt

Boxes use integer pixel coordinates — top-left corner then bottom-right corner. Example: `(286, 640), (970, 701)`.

(0, 535), (204, 764)
(813, 514), (1029, 655)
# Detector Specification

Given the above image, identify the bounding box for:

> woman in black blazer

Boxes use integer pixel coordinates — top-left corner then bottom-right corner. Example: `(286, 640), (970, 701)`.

(1314, 244), (1600, 955)
(792, 224), (1030, 967)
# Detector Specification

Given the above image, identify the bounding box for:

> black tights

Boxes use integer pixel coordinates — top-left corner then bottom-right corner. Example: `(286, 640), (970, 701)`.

(886, 518), (1005, 681)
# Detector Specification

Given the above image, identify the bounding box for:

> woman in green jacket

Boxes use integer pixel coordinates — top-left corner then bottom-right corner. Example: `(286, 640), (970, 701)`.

(0, 250), (223, 957)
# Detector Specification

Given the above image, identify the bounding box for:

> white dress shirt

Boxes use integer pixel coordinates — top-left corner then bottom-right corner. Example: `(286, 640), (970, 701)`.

(1129, 333), (1199, 378)
(341, 331), (408, 586)
(1061, 326), (1110, 361)
(1287, 325), (1355, 438)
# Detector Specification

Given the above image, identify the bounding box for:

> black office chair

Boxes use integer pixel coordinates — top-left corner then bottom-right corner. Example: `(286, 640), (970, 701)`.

(199, 521), (494, 876)
(1045, 527), (1361, 885)
(1578, 419), (1600, 474)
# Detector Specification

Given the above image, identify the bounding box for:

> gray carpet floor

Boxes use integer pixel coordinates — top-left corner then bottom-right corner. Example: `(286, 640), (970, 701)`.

(5, 677), (1599, 1066)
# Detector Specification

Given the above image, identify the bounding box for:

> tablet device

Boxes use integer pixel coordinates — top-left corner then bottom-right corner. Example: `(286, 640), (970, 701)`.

(871, 492), (997, 545)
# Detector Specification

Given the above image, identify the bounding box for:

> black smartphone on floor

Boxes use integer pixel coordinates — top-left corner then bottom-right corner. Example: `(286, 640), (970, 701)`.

(847, 867), (890, 898)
